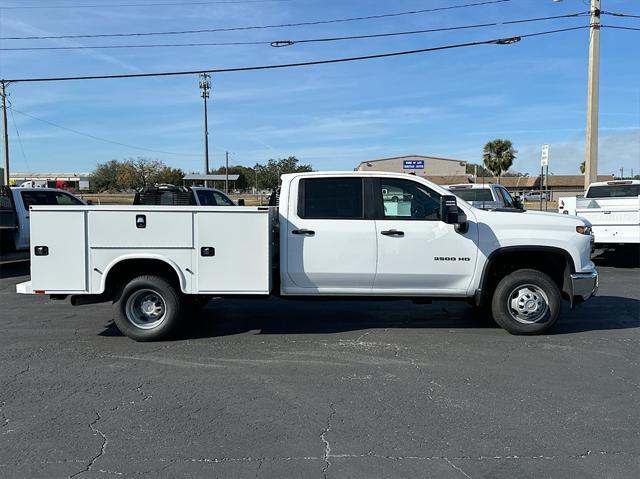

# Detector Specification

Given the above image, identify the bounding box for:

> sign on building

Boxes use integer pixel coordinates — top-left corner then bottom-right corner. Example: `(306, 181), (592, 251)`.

(403, 160), (425, 170)
(541, 144), (549, 167)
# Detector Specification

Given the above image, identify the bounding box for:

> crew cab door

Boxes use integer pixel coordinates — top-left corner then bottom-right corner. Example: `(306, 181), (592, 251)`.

(372, 177), (478, 294)
(284, 176), (377, 292)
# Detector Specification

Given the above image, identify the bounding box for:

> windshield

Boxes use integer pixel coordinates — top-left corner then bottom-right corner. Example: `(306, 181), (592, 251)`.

(586, 184), (640, 198)
(451, 188), (494, 203)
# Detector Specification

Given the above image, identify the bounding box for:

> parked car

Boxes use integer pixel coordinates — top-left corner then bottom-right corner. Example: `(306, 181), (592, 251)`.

(18, 171), (597, 341)
(0, 186), (85, 251)
(558, 180), (640, 249)
(133, 184), (238, 206)
(523, 191), (548, 201)
(445, 183), (523, 210)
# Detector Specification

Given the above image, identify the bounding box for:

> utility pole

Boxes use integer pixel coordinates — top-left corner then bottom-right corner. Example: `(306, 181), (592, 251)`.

(1, 81), (9, 186)
(225, 151), (229, 193)
(199, 73), (211, 185)
(584, 0), (600, 190)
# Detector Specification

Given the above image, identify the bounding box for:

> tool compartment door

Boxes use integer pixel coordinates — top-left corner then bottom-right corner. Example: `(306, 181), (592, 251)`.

(195, 209), (271, 294)
(30, 208), (87, 292)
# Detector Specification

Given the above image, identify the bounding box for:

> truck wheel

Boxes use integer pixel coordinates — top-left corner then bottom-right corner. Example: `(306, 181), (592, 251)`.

(491, 269), (561, 335)
(113, 275), (183, 341)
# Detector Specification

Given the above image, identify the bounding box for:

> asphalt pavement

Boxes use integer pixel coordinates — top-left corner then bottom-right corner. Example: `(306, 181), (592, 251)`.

(0, 255), (638, 479)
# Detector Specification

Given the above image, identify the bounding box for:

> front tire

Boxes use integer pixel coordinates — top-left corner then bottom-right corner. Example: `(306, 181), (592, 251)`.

(491, 269), (561, 335)
(113, 275), (183, 341)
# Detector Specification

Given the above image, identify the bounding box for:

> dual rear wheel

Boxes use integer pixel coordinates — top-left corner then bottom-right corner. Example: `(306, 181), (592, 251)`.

(113, 275), (209, 342)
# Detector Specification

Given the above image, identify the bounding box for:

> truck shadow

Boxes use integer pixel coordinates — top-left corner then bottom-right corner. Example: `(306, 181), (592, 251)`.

(160, 294), (639, 339)
(0, 261), (29, 279)
(593, 249), (640, 268)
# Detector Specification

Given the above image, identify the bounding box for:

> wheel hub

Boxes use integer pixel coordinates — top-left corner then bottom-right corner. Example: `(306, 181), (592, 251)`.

(508, 284), (549, 324)
(125, 289), (167, 329)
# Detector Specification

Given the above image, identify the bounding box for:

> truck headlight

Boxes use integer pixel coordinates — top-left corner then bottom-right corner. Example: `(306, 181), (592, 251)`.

(576, 225), (592, 235)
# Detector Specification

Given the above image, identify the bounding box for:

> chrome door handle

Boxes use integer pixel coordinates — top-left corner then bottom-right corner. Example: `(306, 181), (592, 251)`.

(381, 229), (404, 237)
(292, 229), (315, 236)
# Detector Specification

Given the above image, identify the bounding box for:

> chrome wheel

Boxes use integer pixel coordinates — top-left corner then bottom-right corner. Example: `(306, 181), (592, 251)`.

(125, 289), (167, 330)
(507, 284), (549, 324)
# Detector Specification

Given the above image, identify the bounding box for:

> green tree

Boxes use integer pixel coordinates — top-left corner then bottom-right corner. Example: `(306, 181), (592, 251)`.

(254, 156), (313, 190)
(465, 163), (492, 177)
(209, 165), (255, 190)
(154, 165), (184, 186)
(90, 160), (123, 192)
(579, 161), (586, 174)
(483, 139), (517, 183)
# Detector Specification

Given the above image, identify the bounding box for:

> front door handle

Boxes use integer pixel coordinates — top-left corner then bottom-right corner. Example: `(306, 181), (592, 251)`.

(381, 229), (404, 237)
(292, 229), (315, 236)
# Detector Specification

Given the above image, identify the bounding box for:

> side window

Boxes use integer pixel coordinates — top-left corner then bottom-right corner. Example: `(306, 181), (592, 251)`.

(196, 190), (217, 206)
(379, 178), (441, 220)
(21, 191), (53, 208)
(212, 191), (234, 206)
(54, 193), (83, 206)
(298, 177), (363, 219)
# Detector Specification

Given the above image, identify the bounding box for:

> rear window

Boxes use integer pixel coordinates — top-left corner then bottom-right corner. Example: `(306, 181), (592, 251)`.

(586, 185), (640, 198)
(451, 188), (494, 202)
(298, 177), (363, 219)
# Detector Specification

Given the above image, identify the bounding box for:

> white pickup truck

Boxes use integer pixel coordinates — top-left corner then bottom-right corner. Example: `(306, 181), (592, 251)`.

(16, 171), (598, 340)
(559, 180), (640, 249)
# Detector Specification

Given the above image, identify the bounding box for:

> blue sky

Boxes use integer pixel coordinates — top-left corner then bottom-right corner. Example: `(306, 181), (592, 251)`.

(0, 0), (638, 176)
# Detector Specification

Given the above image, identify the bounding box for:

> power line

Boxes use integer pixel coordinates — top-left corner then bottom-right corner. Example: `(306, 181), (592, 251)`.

(0, 0), (511, 40)
(0, 0), (293, 9)
(602, 11), (640, 19)
(9, 107), (201, 157)
(604, 25), (640, 31)
(0, 12), (588, 52)
(1, 26), (588, 83)
(7, 103), (31, 171)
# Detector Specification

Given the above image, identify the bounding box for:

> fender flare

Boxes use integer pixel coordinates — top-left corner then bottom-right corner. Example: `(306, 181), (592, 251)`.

(477, 246), (576, 302)
(98, 253), (188, 294)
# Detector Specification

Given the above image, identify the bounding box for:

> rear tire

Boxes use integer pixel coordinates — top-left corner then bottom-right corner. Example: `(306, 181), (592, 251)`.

(113, 275), (183, 341)
(491, 269), (561, 335)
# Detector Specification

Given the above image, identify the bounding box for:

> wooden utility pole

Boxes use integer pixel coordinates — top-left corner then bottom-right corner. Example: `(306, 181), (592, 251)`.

(1, 81), (9, 186)
(584, 0), (600, 190)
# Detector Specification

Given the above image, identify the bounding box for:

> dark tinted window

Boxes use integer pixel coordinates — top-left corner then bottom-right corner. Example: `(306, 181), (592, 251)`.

(380, 178), (441, 220)
(21, 191), (83, 208)
(451, 188), (493, 202)
(299, 178), (363, 219)
(587, 184), (640, 198)
(196, 190), (217, 206)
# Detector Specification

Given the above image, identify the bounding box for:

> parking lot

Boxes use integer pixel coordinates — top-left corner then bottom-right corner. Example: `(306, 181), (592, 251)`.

(0, 254), (638, 479)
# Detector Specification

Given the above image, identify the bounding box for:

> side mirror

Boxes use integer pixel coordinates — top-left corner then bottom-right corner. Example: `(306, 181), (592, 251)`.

(440, 195), (460, 224)
(237, 198), (245, 206)
(440, 195), (468, 233)
(513, 198), (524, 210)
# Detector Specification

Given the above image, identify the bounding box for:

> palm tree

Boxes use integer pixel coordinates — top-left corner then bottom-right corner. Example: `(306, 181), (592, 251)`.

(483, 139), (517, 184)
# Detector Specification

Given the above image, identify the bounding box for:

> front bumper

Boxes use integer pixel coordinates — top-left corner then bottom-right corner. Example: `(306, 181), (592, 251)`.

(570, 271), (598, 307)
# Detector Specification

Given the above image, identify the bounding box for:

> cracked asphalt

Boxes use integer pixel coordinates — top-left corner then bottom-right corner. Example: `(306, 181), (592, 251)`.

(1, 255), (638, 479)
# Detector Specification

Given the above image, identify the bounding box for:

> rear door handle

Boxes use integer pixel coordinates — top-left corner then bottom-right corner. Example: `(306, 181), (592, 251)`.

(381, 229), (404, 237)
(292, 229), (315, 236)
